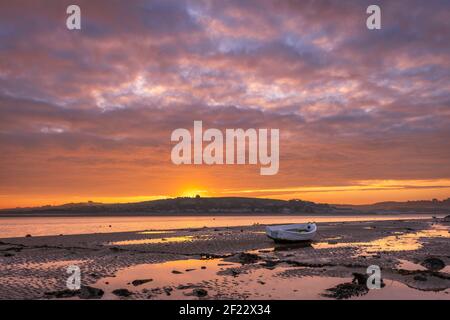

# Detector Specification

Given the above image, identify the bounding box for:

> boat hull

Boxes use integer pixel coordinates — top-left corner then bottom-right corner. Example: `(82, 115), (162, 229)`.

(265, 223), (317, 242)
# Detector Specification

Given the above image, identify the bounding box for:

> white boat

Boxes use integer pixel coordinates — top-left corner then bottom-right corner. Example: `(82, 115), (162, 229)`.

(266, 223), (317, 242)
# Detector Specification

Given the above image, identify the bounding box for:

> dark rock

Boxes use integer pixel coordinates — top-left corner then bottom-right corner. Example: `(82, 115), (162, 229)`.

(261, 260), (281, 268)
(172, 270), (183, 274)
(322, 282), (368, 300)
(352, 272), (368, 285)
(201, 266), (206, 269)
(421, 257), (445, 271)
(163, 287), (173, 296)
(414, 275), (428, 281)
(236, 252), (260, 264)
(79, 286), (104, 299)
(193, 288), (208, 297)
(45, 286), (104, 299)
(4, 253), (14, 257)
(222, 268), (241, 276)
(132, 279), (153, 286)
(45, 289), (80, 299)
(322, 273), (384, 300)
(112, 288), (133, 297)
(25, 234), (32, 238)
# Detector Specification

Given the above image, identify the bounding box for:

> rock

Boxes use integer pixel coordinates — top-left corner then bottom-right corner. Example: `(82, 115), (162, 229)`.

(236, 252), (260, 264)
(132, 279), (153, 286)
(45, 286), (104, 299)
(261, 260), (280, 268)
(185, 268), (196, 272)
(193, 288), (208, 297)
(112, 289), (133, 297)
(172, 270), (183, 274)
(322, 282), (368, 300)
(443, 215), (450, 222)
(352, 272), (368, 285)
(414, 275), (427, 281)
(222, 268), (241, 276)
(322, 273), (384, 300)
(163, 287), (173, 296)
(45, 289), (80, 299)
(25, 234), (32, 238)
(79, 286), (104, 299)
(201, 266), (207, 269)
(4, 253), (14, 257)
(421, 257), (445, 271)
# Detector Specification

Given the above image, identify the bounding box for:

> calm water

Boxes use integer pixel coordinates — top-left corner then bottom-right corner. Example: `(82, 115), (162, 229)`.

(0, 214), (439, 238)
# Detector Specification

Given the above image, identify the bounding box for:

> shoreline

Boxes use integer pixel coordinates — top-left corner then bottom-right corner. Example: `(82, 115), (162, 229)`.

(0, 214), (444, 239)
(0, 217), (449, 299)
(0, 212), (445, 217)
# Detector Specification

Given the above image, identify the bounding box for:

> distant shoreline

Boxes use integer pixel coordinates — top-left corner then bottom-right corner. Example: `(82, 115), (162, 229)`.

(1, 196), (449, 217)
(0, 212), (445, 218)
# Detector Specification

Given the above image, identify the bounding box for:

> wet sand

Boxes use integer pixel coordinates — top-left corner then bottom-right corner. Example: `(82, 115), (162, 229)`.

(0, 218), (449, 300)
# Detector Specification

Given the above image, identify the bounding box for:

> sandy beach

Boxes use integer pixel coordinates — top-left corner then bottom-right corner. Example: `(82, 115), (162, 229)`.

(1, 217), (449, 300)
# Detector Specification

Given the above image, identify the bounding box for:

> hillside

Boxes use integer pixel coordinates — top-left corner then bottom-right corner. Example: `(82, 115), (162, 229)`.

(0, 197), (340, 216)
(336, 198), (450, 214)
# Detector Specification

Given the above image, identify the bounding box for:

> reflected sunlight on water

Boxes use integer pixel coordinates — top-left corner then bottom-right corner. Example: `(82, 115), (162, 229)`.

(108, 236), (197, 246)
(0, 214), (441, 238)
(312, 224), (450, 254)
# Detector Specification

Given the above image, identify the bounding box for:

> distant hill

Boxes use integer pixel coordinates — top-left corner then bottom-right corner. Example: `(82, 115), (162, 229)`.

(1, 197), (449, 216)
(336, 198), (450, 214)
(0, 197), (341, 216)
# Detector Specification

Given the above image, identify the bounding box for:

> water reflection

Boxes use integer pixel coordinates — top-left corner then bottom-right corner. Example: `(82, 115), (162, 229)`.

(94, 257), (350, 300)
(0, 214), (441, 238)
(92, 255), (450, 300)
(312, 224), (450, 254)
(109, 236), (196, 245)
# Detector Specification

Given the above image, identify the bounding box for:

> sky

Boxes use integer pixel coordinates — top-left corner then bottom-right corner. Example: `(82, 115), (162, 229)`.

(0, 0), (450, 208)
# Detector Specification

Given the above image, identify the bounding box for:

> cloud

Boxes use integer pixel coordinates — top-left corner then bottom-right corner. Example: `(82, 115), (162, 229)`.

(0, 0), (449, 206)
